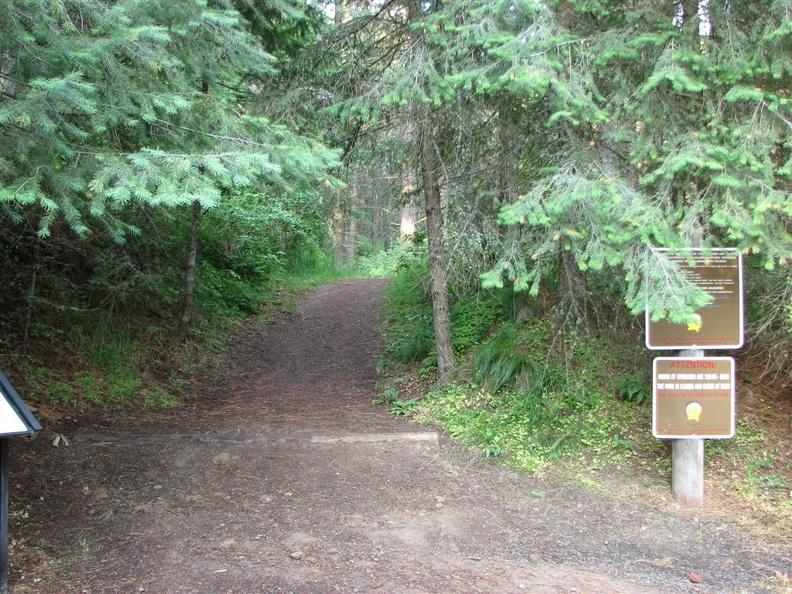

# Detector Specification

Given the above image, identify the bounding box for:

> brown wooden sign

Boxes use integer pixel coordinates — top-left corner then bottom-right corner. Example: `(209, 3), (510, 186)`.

(652, 357), (735, 439)
(646, 248), (743, 349)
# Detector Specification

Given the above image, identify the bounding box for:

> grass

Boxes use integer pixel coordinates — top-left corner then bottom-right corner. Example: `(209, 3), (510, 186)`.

(275, 263), (351, 293)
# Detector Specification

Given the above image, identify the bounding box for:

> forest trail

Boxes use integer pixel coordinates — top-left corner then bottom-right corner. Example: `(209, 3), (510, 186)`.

(9, 279), (792, 593)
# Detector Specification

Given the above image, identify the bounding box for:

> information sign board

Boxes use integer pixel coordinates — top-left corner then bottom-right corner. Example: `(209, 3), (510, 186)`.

(652, 357), (735, 439)
(0, 373), (41, 438)
(1, 372), (40, 594)
(0, 399), (27, 436)
(646, 248), (743, 350)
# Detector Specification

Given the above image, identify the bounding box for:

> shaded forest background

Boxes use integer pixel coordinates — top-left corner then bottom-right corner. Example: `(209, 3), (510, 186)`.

(1, 0), (792, 492)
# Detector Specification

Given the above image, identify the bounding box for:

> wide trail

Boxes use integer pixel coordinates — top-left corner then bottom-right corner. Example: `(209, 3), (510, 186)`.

(10, 279), (791, 593)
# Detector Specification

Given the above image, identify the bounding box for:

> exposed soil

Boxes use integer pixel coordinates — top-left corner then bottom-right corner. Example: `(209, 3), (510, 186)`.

(7, 278), (792, 594)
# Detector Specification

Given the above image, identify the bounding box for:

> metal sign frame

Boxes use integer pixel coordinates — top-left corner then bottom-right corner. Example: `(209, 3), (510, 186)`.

(0, 372), (40, 594)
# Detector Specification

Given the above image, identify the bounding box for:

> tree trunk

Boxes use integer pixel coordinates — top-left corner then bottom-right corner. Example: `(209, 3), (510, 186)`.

(346, 214), (357, 263)
(178, 199), (202, 341)
(400, 197), (420, 240)
(421, 115), (456, 380)
(333, 207), (345, 265)
(345, 182), (359, 263)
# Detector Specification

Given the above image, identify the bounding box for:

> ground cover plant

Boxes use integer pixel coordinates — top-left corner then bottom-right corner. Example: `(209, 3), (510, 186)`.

(1, 240), (348, 422)
(375, 247), (504, 373)
(377, 260), (792, 544)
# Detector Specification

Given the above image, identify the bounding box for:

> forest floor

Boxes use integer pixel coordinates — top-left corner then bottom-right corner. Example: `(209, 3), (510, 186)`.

(7, 278), (792, 594)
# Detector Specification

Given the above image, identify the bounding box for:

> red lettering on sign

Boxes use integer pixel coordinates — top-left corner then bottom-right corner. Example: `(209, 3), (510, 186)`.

(669, 361), (717, 369)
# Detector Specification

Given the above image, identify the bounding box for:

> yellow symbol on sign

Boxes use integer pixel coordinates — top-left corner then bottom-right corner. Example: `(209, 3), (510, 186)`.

(687, 313), (703, 333)
(686, 402), (702, 425)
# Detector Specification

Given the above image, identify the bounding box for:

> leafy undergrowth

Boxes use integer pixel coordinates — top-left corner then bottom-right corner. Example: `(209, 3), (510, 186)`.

(703, 385), (792, 541)
(1, 265), (353, 430)
(375, 247), (504, 376)
(380, 323), (792, 546)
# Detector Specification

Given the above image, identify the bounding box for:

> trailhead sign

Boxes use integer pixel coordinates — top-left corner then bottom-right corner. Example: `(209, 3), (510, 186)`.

(646, 248), (743, 350)
(0, 373), (41, 437)
(653, 357), (735, 439)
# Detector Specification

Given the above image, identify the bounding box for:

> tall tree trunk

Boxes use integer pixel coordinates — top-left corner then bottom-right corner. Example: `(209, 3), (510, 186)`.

(333, 207), (345, 265)
(346, 215), (358, 263)
(400, 196), (420, 240)
(401, 133), (420, 240)
(178, 199), (202, 341)
(421, 114), (456, 380)
(345, 182), (359, 263)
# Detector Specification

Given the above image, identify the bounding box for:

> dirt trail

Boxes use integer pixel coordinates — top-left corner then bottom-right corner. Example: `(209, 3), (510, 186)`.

(8, 279), (792, 594)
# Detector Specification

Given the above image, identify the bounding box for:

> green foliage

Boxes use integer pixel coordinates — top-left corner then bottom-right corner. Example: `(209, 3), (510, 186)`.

(29, 362), (157, 408)
(0, 0), (344, 414)
(373, 386), (400, 405)
(508, 364), (567, 425)
(614, 372), (651, 405)
(74, 372), (109, 406)
(197, 261), (263, 316)
(458, 0), (792, 328)
(705, 419), (792, 531)
(450, 291), (502, 353)
(355, 243), (410, 278)
(20, 313), (176, 408)
(471, 320), (552, 391)
(202, 188), (329, 278)
(277, 256), (349, 289)
(473, 343), (524, 393)
(379, 246), (509, 371)
(1, 0), (292, 237)
(43, 381), (77, 405)
(380, 251), (435, 366)
(406, 314), (656, 472)
(738, 262), (792, 386)
(390, 398), (421, 415)
(140, 387), (179, 408)
(299, 0), (792, 383)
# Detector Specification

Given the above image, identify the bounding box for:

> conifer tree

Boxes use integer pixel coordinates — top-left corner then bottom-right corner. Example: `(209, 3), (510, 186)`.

(0, 0), (339, 240)
(486, 0), (792, 323)
(1, 0), (339, 337)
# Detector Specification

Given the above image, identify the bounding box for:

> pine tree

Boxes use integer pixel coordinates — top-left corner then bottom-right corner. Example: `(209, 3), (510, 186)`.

(477, 0), (792, 322)
(0, 0), (339, 240)
(1, 0), (341, 338)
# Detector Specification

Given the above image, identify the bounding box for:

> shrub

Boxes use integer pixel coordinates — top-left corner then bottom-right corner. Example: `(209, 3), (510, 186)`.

(356, 244), (406, 278)
(614, 372), (651, 405)
(380, 250), (434, 366)
(450, 291), (502, 353)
